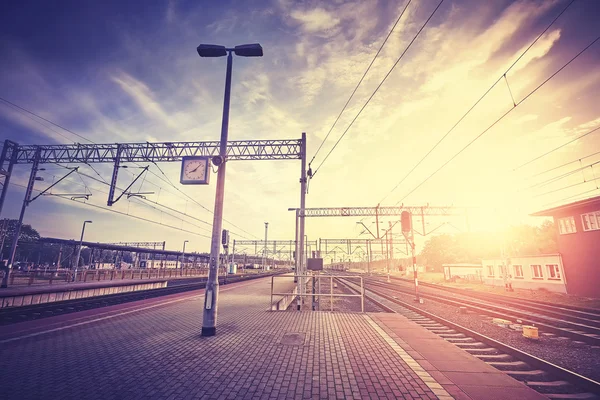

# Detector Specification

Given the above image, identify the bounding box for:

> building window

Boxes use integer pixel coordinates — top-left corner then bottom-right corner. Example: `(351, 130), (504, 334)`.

(513, 265), (523, 278)
(581, 210), (600, 232)
(558, 216), (576, 234)
(547, 264), (561, 280)
(531, 264), (543, 279)
(487, 265), (494, 277)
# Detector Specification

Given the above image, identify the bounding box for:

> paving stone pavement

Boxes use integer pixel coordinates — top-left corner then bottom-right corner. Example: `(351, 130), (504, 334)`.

(0, 278), (442, 400)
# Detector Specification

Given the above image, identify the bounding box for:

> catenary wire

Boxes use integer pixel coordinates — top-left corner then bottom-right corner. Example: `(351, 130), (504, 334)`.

(520, 160), (600, 191)
(309, 0), (413, 167)
(311, 0), (446, 176)
(527, 148), (600, 178)
(513, 125), (600, 171)
(0, 97), (257, 238)
(377, 33), (600, 238)
(8, 181), (210, 238)
(377, 0), (577, 204)
(395, 34), (600, 205)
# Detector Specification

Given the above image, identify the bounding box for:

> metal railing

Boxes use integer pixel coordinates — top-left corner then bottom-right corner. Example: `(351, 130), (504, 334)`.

(0, 268), (211, 287)
(270, 274), (364, 312)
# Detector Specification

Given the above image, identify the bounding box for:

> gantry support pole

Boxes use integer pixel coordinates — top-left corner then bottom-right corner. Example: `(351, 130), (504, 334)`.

(0, 140), (18, 217)
(2, 147), (40, 288)
(298, 132), (307, 310)
(107, 144), (122, 207)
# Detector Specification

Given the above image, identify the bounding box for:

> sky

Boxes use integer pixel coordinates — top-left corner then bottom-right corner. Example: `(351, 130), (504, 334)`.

(0, 0), (599, 258)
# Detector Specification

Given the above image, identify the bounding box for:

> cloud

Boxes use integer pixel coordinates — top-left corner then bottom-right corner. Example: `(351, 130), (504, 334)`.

(110, 72), (177, 130)
(289, 8), (340, 34)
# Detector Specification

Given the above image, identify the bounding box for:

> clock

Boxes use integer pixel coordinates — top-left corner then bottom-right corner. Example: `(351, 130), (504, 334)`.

(180, 156), (210, 185)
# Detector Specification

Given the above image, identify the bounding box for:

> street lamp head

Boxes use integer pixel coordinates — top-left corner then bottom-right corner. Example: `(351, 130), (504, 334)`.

(197, 44), (227, 57)
(197, 43), (263, 58)
(85, 220), (92, 224)
(234, 44), (263, 57)
(184, 240), (189, 243)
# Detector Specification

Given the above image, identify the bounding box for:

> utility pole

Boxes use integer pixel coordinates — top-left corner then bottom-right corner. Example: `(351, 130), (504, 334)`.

(298, 132), (307, 310)
(385, 226), (390, 283)
(263, 222), (268, 271)
(73, 220), (92, 282)
(1, 148), (40, 288)
(181, 240), (189, 274)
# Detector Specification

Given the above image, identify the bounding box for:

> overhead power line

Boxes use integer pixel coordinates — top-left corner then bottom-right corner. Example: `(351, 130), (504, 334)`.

(0, 96), (94, 144)
(8, 181), (210, 238)
(541, 187), (600, 208)
(514, 125), (600, 171)
(521, 160), (600, 191)
(378, 0), (577, 204)
(395, 34), (600, 205)
(528, 149), (600, 178)
(311, 0), (446, 177)
(0, 96), (258, 238)
(309, 0), (413, 167)
(48, 164), (214, 233)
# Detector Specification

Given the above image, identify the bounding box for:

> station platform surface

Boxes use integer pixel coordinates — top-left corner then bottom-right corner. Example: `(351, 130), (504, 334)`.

(0, 276), (546, 400)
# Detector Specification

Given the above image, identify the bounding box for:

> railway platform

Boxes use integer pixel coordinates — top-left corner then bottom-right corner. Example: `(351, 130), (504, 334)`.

(0, 276), (547, 399)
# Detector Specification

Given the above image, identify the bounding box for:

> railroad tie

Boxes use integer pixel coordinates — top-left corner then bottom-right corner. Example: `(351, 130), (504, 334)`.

(473, 354), (512, 361)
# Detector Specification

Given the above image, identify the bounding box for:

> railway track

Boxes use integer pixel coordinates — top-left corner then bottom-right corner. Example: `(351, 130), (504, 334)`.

(0, 272), (282, 326)
(365, 277), (600, 346)
(391, 276), (600, 324)
(337, 276), (600, 400)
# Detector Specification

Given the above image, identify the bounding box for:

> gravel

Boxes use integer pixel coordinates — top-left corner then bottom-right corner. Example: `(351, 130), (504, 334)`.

(372, 283), (600, 382)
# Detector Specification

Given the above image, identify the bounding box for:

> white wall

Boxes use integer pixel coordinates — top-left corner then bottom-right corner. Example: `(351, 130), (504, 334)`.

(481, 254), (567, 293)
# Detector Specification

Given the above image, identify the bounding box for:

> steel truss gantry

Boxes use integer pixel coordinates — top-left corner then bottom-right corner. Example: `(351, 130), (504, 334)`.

(319, 238), (409, 265)
(108, 241), (166, 249)
(232, 239), (318, 264)
(294, 205), (465, 217)
(11, 139), (302, 164)
(0, 138), (302, 214)
(0, 137), (307, 291)
(289, 205), (469, 238)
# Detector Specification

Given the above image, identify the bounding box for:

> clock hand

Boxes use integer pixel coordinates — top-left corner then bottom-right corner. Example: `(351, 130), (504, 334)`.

(190, 165), (200, 173)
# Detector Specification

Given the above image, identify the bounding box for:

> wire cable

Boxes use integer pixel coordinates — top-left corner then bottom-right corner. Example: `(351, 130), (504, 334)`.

(396, 34), (600, 205)
(309, 0), (413, 167)
(521, 160), (600, 191)
(513, 125), (600, 171)
(8, 181), (210, 238)
(527, 149), (600, 178)
(0, 96), (94, 144)
(50, 163), (214, 231)
(311, 0), (446, 176)
(375, 33), (600, 239)
(0, 97), (257, 238)
(378, 0), (577, 204)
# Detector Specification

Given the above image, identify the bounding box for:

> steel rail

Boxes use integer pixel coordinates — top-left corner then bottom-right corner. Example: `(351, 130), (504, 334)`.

(339, 277), (600, 397)
(367, 279), (600, 346)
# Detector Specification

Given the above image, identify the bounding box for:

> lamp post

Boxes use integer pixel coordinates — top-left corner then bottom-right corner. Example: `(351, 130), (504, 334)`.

(197, 43), (263, 337)
(181, 240), (189, 272)
(73, 220), (92, 282)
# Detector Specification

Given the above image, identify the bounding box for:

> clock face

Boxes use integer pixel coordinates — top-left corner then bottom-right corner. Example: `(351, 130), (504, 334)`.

(180, 157), (210, 184)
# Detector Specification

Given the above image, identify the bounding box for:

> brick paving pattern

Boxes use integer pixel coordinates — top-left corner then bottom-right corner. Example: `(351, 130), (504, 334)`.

(1, 278), (442, 399)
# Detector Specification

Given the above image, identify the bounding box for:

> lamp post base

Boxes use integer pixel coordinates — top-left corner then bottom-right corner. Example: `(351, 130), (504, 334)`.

(201, 326), (216, 337)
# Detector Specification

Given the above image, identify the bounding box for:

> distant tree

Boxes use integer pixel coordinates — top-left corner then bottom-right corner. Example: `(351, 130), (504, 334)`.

(419, 221), (559, 270)
(1, 219), (41, 260)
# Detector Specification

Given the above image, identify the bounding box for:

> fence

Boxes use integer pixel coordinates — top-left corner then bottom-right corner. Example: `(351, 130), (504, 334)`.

(1, 268), (211, 287)
(270, 274), (364, 312)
